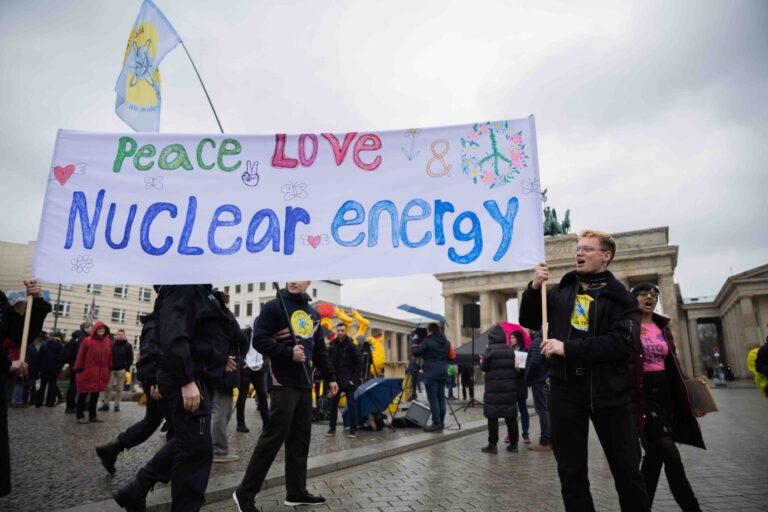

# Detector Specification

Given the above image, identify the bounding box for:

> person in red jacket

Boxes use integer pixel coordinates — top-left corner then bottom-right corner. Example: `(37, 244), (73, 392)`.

(74, 322), (112, 423)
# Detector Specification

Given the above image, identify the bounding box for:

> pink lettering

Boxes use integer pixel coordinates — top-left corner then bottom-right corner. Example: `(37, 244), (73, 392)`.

(271, 134), (298, 168)
(321, 132), (358, 166)
(353, 134), (382, 171)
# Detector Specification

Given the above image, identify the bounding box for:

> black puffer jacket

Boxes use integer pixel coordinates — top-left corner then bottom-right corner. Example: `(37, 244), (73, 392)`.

(154, 285), (234, 391)
(481, 325), (518, 418)
(519, 270), (641, 409)
(328, 336), (362, 390)
(411, 331), (451, 380)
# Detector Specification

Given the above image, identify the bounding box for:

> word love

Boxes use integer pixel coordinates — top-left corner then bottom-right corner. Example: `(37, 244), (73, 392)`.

(272, 132), (382, 172)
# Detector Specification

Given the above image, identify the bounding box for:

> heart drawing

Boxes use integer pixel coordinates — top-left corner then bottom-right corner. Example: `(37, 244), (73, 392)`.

(307, 235), (322, 248)
(54, 165), (75, 186)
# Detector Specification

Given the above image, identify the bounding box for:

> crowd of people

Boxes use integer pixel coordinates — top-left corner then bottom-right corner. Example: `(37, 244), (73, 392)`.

(2, 229), (768, 512)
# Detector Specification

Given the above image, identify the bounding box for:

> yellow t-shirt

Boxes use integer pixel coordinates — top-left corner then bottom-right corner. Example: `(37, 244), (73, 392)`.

(570, 293), (595, 332)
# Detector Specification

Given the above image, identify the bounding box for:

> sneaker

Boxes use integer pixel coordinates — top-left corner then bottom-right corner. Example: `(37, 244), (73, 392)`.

(347, 429), (357, 438)
(233, 490), (261, 512)
(237, 423), (250, 433)
(507, 444), (518, 453)
(113, 479), (147, 512)
(481, 445), (498, 454)
(284, 493), (326, 506)
(99, 404), (110, 412)
(89, 416), (104, 423)
(522, 434), (531, 444)
(213, 453), (239, 463)
(325, 428), (336, 437)
(423, 425), (443, 433)
(114, 404), (120, 412)
(76, 417), (89, 424)
(528, 444), (552, 452)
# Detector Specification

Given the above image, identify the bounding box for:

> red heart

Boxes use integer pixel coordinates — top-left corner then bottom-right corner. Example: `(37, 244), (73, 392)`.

(54, 165), (75, 186)
(307, 235), (321, 248)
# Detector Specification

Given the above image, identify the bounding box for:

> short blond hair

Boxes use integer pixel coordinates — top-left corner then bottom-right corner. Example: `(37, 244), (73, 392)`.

(579, 229), (616, 264)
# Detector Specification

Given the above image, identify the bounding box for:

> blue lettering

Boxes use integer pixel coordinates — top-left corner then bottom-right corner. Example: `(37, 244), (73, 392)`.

(400, 199), (432, 248)
(448, 211), (483, 264)
(434, 200), (455, 246)
(105, 202), (137, 249)
(246, 209), (280, 253)
(331, 200), (365, 247)
(140, 202), (177, 255)
(208, 204), (242, 255)
(178, 196), (204, 255)
(65, 190), (105, 249)
(483, 197), (519, 262)
(284, 206), (310, 256)
(368, 200), (399, 248)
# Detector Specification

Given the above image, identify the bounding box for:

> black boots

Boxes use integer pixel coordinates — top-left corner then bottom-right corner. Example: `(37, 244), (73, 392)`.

(95, 440), (122, 475)
(113, 479), (148, 512)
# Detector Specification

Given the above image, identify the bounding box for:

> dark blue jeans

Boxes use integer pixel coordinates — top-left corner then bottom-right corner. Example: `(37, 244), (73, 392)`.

(329, 387), (357, 430)
(531, 381), (551, 445)
(423, 378), (446, 427)
(517, 395), (530, 438)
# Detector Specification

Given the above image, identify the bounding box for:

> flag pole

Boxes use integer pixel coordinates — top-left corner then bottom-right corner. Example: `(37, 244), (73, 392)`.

(180, 41), (224, 134)
(18, 294), (34, 369)
(541, 280), (548, 339)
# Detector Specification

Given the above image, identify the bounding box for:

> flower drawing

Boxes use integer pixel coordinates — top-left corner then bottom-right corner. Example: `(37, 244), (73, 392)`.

(460, 121), (529, 189)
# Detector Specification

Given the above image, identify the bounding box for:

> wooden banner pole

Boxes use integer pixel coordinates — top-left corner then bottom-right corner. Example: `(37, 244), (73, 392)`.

(17, 293), (34, 365)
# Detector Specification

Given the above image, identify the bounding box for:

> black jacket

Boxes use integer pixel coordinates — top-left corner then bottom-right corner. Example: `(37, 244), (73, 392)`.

(481, 325), (518, 418)
(39, 338), (64, 373)
(251, 289), (335, 390)
(154, 285), (234, 390)
(519, 270), (641, 409)
(756, 341), (768, 376)
(411, 331), (451, 380)
(111, 339), (134, 371)
(328, 336), (362, 390)
(136, 313), (160, 387)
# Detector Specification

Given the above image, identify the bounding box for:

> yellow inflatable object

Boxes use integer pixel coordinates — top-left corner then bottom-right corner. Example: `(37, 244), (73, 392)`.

(366, 334), (386, 377)
(747, 348), (768, 399)
(335, 307), (353, 332)
(351, 310), (370, 339)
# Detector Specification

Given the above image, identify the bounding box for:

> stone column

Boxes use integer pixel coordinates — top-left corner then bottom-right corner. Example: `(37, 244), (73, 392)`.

(480, 291), (493, 331)
(739, 298), (759, 376)
(443, 294), (457, 346)
(517, 287), (528, 323)
(658, 274), (684, 367)
(687, 319), (702, 376)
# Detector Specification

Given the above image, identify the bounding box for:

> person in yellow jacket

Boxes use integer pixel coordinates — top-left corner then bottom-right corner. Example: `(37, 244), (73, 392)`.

(747, 342), (768, 399)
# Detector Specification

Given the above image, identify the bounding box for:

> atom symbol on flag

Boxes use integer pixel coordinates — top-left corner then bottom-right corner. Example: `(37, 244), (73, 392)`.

(70, 255), (94, 274)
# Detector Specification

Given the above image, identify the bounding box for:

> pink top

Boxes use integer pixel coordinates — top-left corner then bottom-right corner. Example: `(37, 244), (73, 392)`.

(640, 322), (668, 373)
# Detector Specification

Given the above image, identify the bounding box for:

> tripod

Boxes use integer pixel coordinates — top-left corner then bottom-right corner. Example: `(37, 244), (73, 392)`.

(461, 326), (483, 411)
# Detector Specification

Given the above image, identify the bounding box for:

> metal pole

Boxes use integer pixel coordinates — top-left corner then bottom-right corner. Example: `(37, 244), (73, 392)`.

(52, 283), (62, 332)
(180, 41), (224, 134)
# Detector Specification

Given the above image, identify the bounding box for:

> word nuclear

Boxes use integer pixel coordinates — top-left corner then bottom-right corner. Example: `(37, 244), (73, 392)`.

(63, 191), (519, 264)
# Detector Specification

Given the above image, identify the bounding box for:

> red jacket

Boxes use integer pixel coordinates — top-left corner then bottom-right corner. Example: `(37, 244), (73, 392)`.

(74, 322), (112, 393)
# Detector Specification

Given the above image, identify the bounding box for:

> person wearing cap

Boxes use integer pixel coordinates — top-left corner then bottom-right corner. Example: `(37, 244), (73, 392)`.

(630, 282), (704, 511)
(520, 229), (650, 512)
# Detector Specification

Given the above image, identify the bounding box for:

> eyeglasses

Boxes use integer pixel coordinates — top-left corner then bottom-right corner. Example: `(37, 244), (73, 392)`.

(635, 290), (659, 298)
(574, 246), (607, 254)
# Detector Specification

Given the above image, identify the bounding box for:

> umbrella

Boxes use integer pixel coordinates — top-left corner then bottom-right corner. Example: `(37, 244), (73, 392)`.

(342, 377), (403, 426)
(453, 322), (532, 365)
(500, 322), (532, 349)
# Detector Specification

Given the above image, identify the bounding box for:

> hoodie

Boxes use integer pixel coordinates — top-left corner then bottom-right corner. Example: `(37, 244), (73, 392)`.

(74, 322), (113, 393)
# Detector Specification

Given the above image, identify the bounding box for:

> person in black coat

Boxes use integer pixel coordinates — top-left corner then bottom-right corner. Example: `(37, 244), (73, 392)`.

(36, 334), (64, 407)
(113, 285), (236, 512)
(326, 323), (362, 437)
(480, 324), (519, 454)
(411, 323), (451, 432)
(519, 230), (649, 512)
(61, 322), (91, 414)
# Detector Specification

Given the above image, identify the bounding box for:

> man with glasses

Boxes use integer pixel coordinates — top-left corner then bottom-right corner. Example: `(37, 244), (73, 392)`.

(520, 230), (650, 512)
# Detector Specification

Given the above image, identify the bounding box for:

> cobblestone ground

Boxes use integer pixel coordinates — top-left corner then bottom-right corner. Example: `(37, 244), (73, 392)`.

(203, 388), (768, 512)
(0, 389), (487, 511)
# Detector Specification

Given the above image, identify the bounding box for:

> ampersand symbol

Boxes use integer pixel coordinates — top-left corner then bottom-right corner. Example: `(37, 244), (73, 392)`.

(426, 139), (452, 177)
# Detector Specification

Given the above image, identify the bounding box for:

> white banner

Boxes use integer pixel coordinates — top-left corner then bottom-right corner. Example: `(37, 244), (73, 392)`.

(33, 117), (544, 284)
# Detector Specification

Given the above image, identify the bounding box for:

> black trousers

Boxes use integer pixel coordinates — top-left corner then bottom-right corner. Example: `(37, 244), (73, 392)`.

(66, 371), (77, 410)
(550, 387), (650, 512)
(35, 371), (59, 407)
(136, 383), (213, 512)
(236, 367), (270, 426)
(641, 436), (701, 511)
(487, 416), (518, 445)
(117, 392), (167, 451)
(238, 387), (312, 499)
(76, 392), (99, 419)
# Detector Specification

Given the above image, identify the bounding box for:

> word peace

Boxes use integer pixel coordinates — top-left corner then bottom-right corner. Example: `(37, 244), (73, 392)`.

(112, 136), (243, 173)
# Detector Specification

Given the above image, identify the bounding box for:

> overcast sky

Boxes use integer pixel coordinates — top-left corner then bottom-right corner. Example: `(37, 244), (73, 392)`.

(1, 0), (766, 320)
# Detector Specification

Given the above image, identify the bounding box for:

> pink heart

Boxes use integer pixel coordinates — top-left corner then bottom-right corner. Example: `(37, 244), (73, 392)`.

(54, 165), (75, 186)
(307, 235), (321, 248)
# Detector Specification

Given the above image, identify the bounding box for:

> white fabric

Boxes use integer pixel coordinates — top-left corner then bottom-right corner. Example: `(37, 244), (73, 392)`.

(245, 343), (264, 372)
(33, 117), (544, 283)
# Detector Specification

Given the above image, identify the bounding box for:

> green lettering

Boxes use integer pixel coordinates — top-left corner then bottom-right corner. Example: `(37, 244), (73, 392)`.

(196, 138), (216, 170)
(158, 144), (194, 171)
(217, 138), (242, 172)
(134, 145), (156, 171)
(113, 136), (137, 173)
